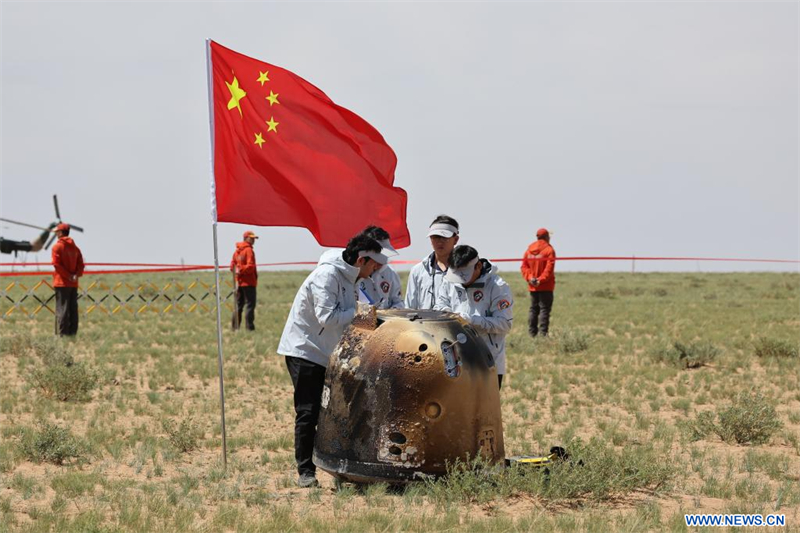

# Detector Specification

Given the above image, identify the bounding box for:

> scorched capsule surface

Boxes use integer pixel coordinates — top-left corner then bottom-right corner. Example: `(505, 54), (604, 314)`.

(313, 309), (505, 483)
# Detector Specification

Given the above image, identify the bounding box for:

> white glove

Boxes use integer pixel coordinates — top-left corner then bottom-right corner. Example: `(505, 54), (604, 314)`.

(357, 301), (376, 315)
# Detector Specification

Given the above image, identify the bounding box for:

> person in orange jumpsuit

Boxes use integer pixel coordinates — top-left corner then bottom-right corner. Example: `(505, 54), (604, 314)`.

(520, 228), (556, 337)
(51, 223), (85, 336)
(230, 230), (258, 330)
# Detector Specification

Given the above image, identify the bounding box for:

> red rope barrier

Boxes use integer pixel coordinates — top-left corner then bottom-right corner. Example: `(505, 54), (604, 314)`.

(489, 256), (800, 264)
(0, 266), (219, 277)
(0, 262), (209, 267)
(1, 256), (797, 277)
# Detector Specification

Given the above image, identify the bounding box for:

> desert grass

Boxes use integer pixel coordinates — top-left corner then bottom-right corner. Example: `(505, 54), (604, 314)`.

(0, 271), (798, 532)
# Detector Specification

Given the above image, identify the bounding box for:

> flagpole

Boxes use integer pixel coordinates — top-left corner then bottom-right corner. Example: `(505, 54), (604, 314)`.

(206, 38), (228, 471)
(211, 223), (228, 471)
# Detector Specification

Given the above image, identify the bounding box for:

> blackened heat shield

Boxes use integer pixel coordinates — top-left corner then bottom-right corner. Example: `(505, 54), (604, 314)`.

(313, 309), (505, 483)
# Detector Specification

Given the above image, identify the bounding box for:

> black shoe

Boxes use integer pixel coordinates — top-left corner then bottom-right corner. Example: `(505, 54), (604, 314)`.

(298, 473), (319, 488)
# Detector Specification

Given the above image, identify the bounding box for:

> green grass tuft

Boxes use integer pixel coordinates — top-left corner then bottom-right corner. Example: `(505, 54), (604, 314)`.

(754, 337), (798, 359)
(681, 392), (783, 445)
(716, 392), (783, 445)
(162, 417), (203, 453)
(556, 329), (590, 355)
(19, 422), (85, 465)
(650, 340), (719, 369)
(29, 337), (99, 401)
(422, 438), (675, 505)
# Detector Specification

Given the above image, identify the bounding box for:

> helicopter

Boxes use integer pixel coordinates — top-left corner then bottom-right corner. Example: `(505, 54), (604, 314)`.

(0, 195), (84, 256)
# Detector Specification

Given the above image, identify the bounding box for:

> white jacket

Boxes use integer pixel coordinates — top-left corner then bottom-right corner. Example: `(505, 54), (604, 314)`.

(434, 260), (514, 374)
(357, 265), (404, 309)
(278, 250), (359, 368)
(404, 252), (449, 310)
(318, 249), (403, 310)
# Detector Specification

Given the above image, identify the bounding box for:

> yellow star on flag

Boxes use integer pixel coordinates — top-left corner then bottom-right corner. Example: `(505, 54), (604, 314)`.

(254, 132), (265, 148)
(266, 116), (279, 133)
(226, 76), (247, 117)
(257, 71), (270, 86)
(266, 91), (280, 106)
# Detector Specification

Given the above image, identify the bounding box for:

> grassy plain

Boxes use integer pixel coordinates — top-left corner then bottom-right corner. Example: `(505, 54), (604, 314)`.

(0, 271), (798, 532)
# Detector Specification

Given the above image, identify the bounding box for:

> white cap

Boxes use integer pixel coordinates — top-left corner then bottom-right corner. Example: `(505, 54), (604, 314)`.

(427, 223), (458, 238)
(379, 238), (399, 257)
(444, 257), (479, 285)
(358, 250), (389, 265)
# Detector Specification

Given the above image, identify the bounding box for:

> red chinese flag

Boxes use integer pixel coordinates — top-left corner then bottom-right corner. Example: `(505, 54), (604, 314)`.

(208, 41), (410, 248)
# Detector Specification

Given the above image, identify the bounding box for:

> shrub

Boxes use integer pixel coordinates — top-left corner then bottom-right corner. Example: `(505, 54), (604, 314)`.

(650, 340), (719, 369)
(30, 339), (98, 402)
(681, 392), (782, 445)
(163, 417), (203, 453)
(19, 422), (84, 465)
(754, 337), (798, 359)
(557, 330), (590, 355)
(716, 392), (782, 445)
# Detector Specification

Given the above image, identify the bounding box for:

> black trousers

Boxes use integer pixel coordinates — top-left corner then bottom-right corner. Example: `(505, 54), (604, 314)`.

(528, 291), (554, 337)
(232, 286), (256, 330)
(55, 287), (79, 336)
(285, 356), (327, 476)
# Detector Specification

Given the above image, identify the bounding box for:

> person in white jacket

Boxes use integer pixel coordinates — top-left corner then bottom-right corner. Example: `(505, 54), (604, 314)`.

(277, 234), (387, 488)
(356, 225), (403, 309)
(434, 245), (514, 389)
(316, 226), (403, 309)
(404, 215), (460, 310)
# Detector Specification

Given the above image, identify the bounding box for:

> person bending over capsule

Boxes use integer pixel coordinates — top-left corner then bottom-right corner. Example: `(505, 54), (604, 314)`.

(434, 245), (513, 388)
(277, 233), (387, 488)
(356, 225), (403, 309)
(315, 226), (403, 309)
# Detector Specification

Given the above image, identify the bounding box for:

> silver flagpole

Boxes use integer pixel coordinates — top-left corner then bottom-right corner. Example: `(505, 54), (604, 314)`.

(212, 223), (228, 470)
(206, 38), (227, 470)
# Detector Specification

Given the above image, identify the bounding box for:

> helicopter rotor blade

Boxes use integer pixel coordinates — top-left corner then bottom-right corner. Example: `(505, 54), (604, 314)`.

(44, 234), (57, 250)
(53, 195), (61, 221)
(64, 223), (84, 233)
(0, 217), (52, 232)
